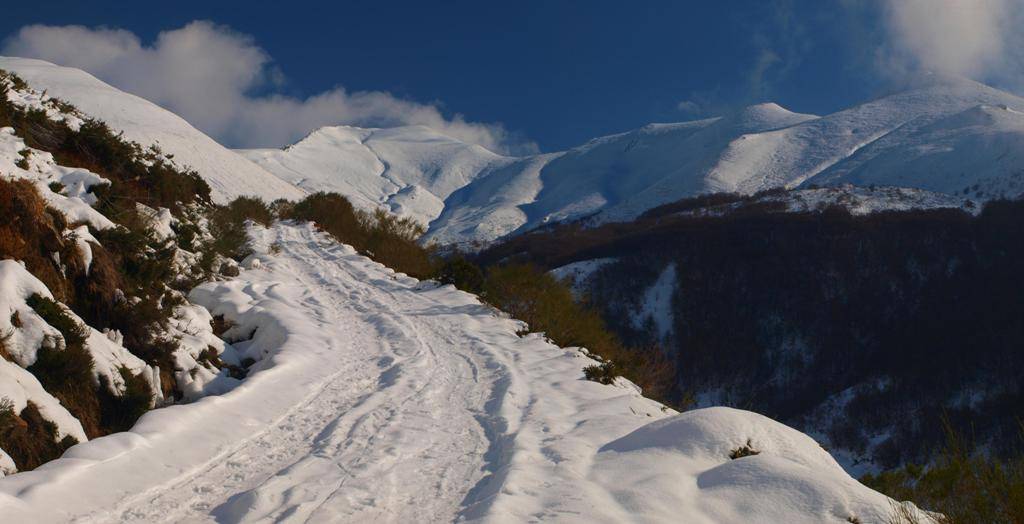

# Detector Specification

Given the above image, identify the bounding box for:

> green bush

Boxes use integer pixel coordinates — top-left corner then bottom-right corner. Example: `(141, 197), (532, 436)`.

(361, 209), (434, 278)
(206, 206), (253, 263)
(201, 196), (276, 267)
(285, 192), (364, 245)
(583, 362), (617, 385)
(222, 196), (274, 227)
(27, 336), (99, 436)
(863, 424), (1024, 523)
(98, 367), (152, 433)
(482, 264), (676, 402)
(26, 294), (87, 347)
(436, 256), (485, 294)
(15, 149), (30, 170)
(729, 439), (761, 460)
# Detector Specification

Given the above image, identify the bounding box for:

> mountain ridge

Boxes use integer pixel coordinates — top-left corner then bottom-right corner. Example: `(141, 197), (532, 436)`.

(4, 57), (1023, 250)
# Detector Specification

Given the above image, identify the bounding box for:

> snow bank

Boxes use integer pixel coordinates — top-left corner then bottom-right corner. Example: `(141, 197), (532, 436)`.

(591, 407), (904, 523)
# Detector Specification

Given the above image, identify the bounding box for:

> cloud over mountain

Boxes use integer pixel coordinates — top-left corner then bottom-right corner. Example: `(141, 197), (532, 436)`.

(3, 21), (535, 154)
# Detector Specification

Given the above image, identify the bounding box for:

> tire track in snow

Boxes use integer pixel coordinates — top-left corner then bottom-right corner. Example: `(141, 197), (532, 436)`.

(99, 224), (511, 523)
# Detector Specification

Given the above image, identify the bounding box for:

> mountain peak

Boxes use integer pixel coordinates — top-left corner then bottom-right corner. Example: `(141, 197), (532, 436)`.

(718, 102), (818, 133)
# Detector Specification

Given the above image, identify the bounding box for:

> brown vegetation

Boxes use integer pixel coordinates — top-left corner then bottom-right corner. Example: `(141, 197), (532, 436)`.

(0, 178), (82, 301)
(283, 192), (435, 278)
(0, 399), (78, 472)
(480, 264), (677, 402)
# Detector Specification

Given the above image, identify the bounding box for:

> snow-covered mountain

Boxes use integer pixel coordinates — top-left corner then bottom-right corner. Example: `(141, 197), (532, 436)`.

(239, 125), (507, 226)
(0, 57), (304, 204)
(4, 58), (1021, 248)
(242, 74), (1024, 248)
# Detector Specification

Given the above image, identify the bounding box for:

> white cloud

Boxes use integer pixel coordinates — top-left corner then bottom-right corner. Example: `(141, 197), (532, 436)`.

(676, 100), (701, 115)
(880, 0), (1024, 86)
(3, 21), (536, 154)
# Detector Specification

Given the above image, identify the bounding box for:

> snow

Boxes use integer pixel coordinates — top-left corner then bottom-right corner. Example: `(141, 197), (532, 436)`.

(806, 103), (1024, 199)
(0, 222), (907, 522)
(630, 263), (677, 341)
(65, 225), (95, 275)
(0, 261), (88, 446)
(240, 125), (506, 227)
(549, 257), (617, 297)
(0, 260), (157, 400)
(243, 75), (1024, 249)
(0, 127), (114, 230)
(0, 448), (14, 478)
(137, 204), (176, 240)
(166, 301), (241, 401)
(0, 57), (304, 204)
(591, 408), (901, 523)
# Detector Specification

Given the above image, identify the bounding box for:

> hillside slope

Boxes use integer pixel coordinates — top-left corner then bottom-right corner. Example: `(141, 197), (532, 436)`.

(0, 222), (908, 523)
(0, 57), (304, 204)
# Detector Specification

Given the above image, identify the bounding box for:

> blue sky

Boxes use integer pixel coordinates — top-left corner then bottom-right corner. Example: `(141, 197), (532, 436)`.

(1, 1), (1019, 153)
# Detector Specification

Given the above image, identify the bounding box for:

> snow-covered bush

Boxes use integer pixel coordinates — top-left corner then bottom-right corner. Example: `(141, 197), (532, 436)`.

(0, 68), (237, 471)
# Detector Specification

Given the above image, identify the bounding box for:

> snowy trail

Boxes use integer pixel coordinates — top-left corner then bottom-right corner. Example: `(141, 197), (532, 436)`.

(106, 225), (504, 523)
(0, 222), (902, 523)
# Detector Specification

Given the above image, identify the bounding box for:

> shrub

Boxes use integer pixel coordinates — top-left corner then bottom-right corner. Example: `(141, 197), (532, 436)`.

(729, 439), (761, 459)
(482, 264), (677, 402)
(97, 367), (152, 433)
(221, 196), (274, 227)
(284, 192), (436, 278)
(206, 204), (255, 263)
(285, 192), (364, 246)
(15, 149), (30, 170)
(27, 337), (99, 436)
(436, 256), (485, 293)
(0, 77), (211, 214)
(583, 362), (617, 385)
(0, 400), (78, 471)
(26, 294), (87, 347)
(863, 423), (1024, 524)
(0, 70), (28, 91)
(0, 178), (81, 301)
(361, 209), (434, 278)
